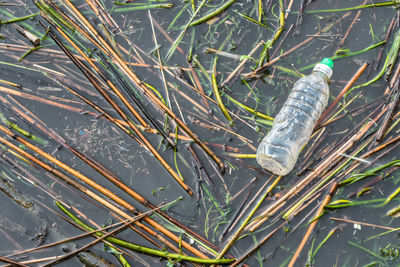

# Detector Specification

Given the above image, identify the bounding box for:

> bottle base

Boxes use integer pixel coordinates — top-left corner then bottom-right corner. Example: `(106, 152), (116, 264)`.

(256, 153), (292, 176)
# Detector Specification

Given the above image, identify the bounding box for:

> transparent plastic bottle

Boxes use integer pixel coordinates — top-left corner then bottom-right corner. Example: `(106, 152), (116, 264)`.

(256, 58), (334, 176)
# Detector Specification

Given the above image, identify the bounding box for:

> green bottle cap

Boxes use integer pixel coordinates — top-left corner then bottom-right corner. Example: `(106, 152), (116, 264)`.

(320, 58), (334, 69)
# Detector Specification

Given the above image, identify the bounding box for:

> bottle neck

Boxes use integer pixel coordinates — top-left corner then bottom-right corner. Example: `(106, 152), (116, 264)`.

(311, 70), (330, 82)
(312, 63), (333, 79)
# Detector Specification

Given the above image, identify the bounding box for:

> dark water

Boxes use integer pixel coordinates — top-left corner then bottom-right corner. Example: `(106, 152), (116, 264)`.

(0, 0), (400, 266)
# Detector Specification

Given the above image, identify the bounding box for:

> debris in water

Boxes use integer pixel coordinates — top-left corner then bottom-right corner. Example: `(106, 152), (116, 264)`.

(0, 173), (33, 209)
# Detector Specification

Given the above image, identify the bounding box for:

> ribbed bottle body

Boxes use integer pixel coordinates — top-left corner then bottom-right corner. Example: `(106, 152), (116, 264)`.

(256, 71), (330, 175)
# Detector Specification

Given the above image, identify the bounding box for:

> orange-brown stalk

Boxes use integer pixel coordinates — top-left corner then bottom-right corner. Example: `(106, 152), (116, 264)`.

(58, 0), (225, 173)
(0, 255), (30, 267)
(0, 133), (181, 257)
(10, 93), (216, 249)
(0, 127), (208, 258)
(330, 217), (396, 231)
(0, 85), (85, 113)
(318, 63), (369, 126)
(287, 182), (338, 267)
(0, 124), (136, 211)
(336, 0), (367, 47)
(49, 20), (149, 129)
(45, 26), (193, 195)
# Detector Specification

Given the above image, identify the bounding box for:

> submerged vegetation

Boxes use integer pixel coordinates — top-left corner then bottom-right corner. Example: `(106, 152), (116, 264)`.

(0, 0), (400, 266)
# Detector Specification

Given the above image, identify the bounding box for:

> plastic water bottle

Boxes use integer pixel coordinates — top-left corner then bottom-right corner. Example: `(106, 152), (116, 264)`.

(256, 58), (334, 176)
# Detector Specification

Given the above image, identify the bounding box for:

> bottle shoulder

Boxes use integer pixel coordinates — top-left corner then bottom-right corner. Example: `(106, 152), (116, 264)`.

(293, 72), (329, 92)
(299, 71), (329, 82)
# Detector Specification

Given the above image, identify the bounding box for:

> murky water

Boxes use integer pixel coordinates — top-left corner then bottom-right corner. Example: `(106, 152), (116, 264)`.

(0, 0), (400, 266)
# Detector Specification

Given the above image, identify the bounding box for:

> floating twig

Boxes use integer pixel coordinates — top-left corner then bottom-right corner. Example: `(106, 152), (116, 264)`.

(0, 255), (30, 267)
(376, 79), (400, 142)
(189, 0), (236, 26)
(245, 12), (351, 78)
(0, 12), (39, 25)
(187, 143), (224, 206)
(0, 127), (208, 258)
(44, 24), (193, 195)
(165, 0), (206, 61)
(212, 57), (233, 124)
(304, 1), (399, 13)
(221, 41), (265, 87)
(346, 30), (400, 96)
(337, 0), (367, 47)
(111, 3), (173, 12)
(57, 0), (224, 172)
(215, 175), (283, 261)
(56, 201), (234, 265)
(330, 217), (396, 231)
(287, 182), (338, 267)
(375, 16), (396, 70)
(14, 24), (40, 45)
(317, 63), (369, 126)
